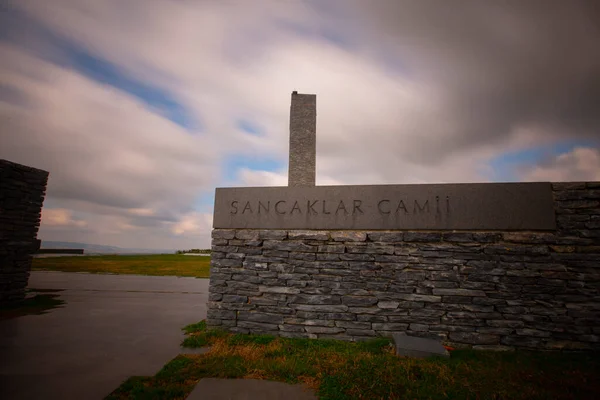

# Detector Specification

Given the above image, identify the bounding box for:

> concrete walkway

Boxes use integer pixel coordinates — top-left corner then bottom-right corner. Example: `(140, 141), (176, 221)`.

(0, 271), (209, 400)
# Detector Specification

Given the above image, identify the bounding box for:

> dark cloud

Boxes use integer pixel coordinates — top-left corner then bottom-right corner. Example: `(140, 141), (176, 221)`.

(331, 0), (600, 163)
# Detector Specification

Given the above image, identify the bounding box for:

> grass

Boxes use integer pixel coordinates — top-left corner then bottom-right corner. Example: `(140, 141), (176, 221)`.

(32, 254), (211, 278)
(105, 320), (600, 400)
(0, 291), (65, 320)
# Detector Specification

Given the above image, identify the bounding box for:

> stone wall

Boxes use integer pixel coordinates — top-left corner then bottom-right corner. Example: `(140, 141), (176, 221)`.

(0, 159), (49, 306)
(207, 182), (600, 350)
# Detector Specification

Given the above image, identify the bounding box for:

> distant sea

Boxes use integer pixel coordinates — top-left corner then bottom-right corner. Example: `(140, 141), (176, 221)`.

(39, 240), (176, 255)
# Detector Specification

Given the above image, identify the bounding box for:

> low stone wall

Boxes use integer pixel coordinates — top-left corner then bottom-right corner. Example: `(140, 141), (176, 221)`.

(207, 182), (600, 350)
(0, 159), (49, 306)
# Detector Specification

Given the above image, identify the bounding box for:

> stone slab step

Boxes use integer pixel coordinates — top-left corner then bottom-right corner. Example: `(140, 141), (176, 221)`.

(186, 378), (317, 400)
(393, 334), (450, 358)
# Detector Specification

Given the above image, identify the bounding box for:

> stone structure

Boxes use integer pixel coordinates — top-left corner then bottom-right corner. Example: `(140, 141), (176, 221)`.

(288, 91), (316, 187)
(207, 92), (600, 351)
(0, 159), (49, 306)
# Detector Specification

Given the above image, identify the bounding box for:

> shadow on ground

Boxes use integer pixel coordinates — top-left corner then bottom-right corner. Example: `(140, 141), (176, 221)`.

(0, 290), (65, 321)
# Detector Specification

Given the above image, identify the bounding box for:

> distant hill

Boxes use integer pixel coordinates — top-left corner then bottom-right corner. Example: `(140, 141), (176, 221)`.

(40, 241), (176, 255)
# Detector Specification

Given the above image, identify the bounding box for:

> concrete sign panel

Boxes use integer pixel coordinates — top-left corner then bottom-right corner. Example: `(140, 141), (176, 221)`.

(213, 182), (556, 230)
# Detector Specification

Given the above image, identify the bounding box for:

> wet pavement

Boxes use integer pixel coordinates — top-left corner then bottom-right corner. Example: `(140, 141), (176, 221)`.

(0, 271), (209, 400)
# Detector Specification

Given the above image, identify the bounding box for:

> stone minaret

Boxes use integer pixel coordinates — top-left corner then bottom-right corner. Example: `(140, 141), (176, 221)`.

(288, 91), (316, 187)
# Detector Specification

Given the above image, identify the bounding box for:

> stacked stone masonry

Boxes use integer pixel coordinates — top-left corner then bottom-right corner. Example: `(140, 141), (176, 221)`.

(0, 159), (49, 306)
(207, 182), (600, 351)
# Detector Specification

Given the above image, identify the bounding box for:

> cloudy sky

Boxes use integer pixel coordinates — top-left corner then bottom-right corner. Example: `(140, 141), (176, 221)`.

(1, 0), (599, 250)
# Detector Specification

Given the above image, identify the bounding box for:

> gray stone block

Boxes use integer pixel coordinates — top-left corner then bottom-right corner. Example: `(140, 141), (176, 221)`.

(242, 262), (268, 271)
(392, 334), (449, 358)
(236, 321), (279, 332)
(317, 245), (345, 254)
(289, 294), (340, 305)
(289, 252), (316, 261)
(340, 253), (374, 261)
(263, 240), (314, 252)
(259, 286), (300, 294)
(212, 229), (236, 239)
(258, 306), (294, 315)
(432, 288), (486, 297)
(292, 304), (349, 312)
(284, 318), (335, 327)
(443, 232), (473, 242)
(288, 230), (329, 240)
(394, 294), (442, 303)
(448, 332), (499, 345)
(409, 323), (429, 332)
(367, 232), (405, 242)
(500, 336), (541, 348)
(404, 232), (442, 242)
(347, 329), (377, 337)
(279, 324), (307, 332)
(296, 311), (355, 321)
(235, 230), (260, 240)
(331, 231), (367, 242)
(373, 323), (409, 331)
(378, 301), (400, 309)
(357, 315), (388, 322)
(258, 230), (288, 240)
(334, 320), (372, 330)
(225, 253), (246, 260)
(263, 250), (289, 258)
(341, 296), (378, 306)
(305, 326), (344, 334)
(207, 309), (236, 320)
(237, 311), (284, 325)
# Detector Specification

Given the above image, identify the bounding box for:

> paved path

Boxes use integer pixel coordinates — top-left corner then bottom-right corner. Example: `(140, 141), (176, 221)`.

(0, 271), (209, 400)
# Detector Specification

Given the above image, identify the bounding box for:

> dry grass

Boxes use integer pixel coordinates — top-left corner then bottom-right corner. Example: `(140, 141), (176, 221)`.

(32, 254), (211, 278)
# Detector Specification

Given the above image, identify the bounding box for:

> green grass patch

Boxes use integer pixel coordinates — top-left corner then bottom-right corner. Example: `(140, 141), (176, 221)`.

(181, 322), (228, 348)
(0, 294), (65, 320)
(106, 320), (600, 400)
(227, 333), (277, 346)
(32, 254), (211, 278)
(182, 320), (207, 334)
